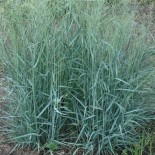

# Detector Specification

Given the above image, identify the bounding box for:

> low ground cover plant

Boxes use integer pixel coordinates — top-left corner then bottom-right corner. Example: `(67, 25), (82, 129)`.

(0, 0), (155, 154)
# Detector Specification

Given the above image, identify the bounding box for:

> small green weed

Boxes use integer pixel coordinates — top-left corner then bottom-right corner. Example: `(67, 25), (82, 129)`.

(46, 141), (58, 155)
(121, 128), (155, 155)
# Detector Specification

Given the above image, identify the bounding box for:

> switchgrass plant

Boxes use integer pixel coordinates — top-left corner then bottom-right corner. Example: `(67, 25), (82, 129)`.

(0, 0), (155, 154)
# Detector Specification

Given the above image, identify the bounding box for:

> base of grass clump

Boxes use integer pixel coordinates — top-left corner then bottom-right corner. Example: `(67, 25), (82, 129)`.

(0, 0), (155, 154)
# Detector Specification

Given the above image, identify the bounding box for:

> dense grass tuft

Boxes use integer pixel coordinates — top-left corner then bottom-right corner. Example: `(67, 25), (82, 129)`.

(0, 0), (155, 154)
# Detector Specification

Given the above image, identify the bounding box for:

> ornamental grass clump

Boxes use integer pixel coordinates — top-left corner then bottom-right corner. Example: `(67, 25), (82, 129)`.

(0, 0), (155, 154)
